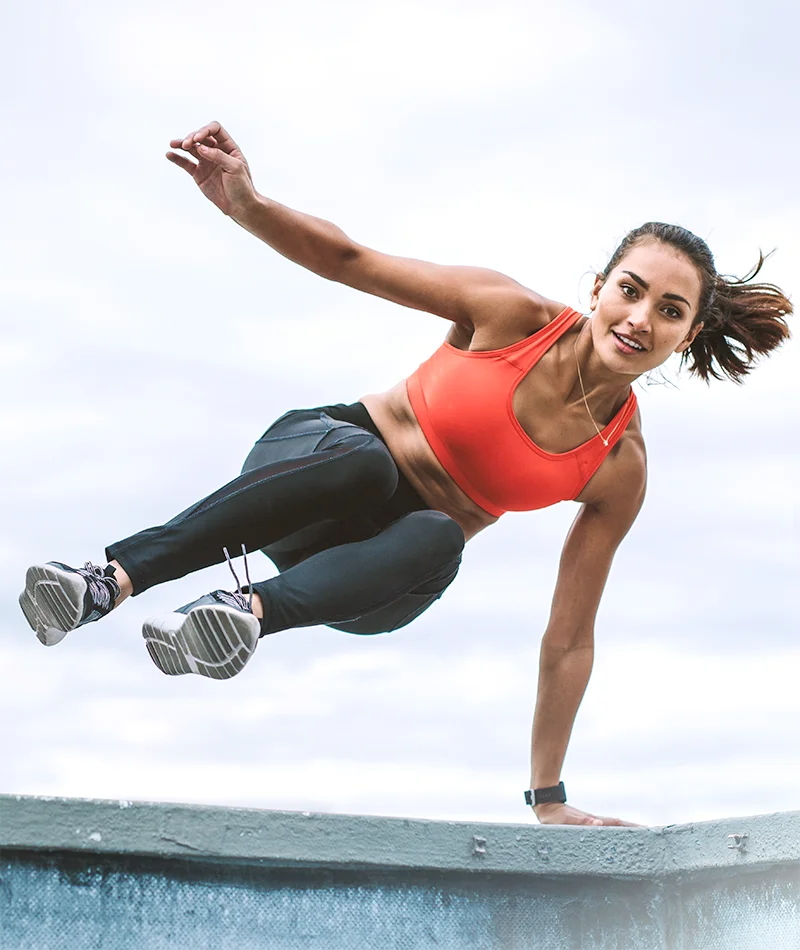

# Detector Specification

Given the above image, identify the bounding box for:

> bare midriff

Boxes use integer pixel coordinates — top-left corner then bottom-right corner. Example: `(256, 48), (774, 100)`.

(359, 383), (499, 541)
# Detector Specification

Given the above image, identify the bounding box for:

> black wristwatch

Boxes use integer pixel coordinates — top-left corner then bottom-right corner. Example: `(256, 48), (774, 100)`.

(524, 782), (567, 806)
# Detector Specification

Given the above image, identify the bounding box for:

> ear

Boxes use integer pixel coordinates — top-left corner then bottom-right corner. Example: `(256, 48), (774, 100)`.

(589, 273), (605, 312)
(674, 321), (704, 353)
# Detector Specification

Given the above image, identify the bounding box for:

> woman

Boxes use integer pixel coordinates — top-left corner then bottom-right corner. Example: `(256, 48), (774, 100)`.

(20, 122), (792, 826)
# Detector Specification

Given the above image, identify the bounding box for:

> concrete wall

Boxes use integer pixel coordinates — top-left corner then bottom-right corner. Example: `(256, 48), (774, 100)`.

(1, 795), (798, 949)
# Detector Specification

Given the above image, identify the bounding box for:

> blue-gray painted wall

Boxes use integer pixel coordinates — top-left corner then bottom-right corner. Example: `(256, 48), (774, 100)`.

(1, 795), (798, 949)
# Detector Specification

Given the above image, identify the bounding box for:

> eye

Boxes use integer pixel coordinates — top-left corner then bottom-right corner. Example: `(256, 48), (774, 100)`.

(620, 283), (684, 318)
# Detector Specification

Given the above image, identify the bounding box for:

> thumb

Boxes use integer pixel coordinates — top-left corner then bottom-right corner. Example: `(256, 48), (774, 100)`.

(196, 143), (238, 170)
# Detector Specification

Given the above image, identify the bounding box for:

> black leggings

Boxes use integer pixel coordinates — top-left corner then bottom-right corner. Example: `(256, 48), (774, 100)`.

(105, 404), (465, 636)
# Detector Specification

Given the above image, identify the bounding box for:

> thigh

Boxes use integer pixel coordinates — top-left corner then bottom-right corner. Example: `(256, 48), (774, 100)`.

(161, 408), (361, 536)
(241, 408), (389, 570)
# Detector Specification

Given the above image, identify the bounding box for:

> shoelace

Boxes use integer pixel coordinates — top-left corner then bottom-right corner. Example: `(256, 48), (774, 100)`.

(82, 562), (121, 612)
(222, 543), (253, 612)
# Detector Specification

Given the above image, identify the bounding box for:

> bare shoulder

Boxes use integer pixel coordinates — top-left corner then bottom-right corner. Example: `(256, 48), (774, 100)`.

(448, 290), (571, 349)
(578, 407), (648, 525)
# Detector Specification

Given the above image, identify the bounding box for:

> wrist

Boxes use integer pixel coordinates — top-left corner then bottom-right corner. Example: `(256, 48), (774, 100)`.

(231, 191), (267, 227)
(525, 781), (567, 808)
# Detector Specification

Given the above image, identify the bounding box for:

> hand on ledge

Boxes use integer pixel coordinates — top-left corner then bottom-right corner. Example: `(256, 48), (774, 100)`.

(533, 803), (642, 827)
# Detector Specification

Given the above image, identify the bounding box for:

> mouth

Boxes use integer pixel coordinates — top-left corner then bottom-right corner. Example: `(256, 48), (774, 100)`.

(611, 330), (647, 355)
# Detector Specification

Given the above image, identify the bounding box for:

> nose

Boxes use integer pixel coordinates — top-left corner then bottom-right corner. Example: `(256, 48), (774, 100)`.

(626, 304), (651, 335)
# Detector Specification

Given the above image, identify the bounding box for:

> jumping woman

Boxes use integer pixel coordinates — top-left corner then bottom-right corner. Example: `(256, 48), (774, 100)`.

(20, 121), (792, 826)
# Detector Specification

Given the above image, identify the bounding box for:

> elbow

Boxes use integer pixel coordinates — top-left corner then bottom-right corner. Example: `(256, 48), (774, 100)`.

(340, 243), (360, 266)
(325, 243), (360, 283)
(541, 628), (594, 656)
(539, 635), (594, 679)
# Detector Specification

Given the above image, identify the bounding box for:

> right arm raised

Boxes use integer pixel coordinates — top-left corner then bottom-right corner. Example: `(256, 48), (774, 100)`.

(239, 194), (537, 326)
(168, 121), (539, 328)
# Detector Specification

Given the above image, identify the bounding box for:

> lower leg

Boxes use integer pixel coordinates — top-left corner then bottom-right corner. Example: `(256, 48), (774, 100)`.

(252, 511), (464, 635)
(107, 560), (133, 607)
(105, 558), (265, 618)
(250, 593), (264, 621)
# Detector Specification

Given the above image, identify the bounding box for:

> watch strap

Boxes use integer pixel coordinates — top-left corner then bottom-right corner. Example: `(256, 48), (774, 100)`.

(524, 782), (567, 806)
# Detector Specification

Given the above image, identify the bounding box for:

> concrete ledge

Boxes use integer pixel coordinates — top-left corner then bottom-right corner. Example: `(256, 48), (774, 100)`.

(2, 794), (798, 880)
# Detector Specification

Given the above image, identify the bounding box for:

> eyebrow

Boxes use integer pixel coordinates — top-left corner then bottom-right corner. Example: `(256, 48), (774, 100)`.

(621, 270), (692, 309)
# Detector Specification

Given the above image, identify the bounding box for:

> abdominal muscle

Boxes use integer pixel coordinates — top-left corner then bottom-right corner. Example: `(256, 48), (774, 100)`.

(359, 383), (499, 541)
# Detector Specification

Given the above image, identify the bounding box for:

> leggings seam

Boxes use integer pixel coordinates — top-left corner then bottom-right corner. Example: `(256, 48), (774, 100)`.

(381, 597), (440, 632)
(171, 438), (382, 524)
(258, 411), (364, 445)
(256, 429), (328, 445)
(320, 555), (461, 620)
(257, 421), (363, 445)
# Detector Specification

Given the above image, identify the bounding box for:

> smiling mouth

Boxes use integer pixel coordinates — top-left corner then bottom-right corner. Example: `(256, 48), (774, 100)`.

(612, 330), (647, 353)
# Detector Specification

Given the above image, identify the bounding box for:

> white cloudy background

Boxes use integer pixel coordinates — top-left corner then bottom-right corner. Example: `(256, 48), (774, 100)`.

(2, 0), (798, 827)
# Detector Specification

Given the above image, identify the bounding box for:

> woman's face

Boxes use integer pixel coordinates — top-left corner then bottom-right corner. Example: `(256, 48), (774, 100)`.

(588, 240), (704, 374)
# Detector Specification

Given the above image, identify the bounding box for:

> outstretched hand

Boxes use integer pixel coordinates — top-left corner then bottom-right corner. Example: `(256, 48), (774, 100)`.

(533, 803), (642, 827)
(166, 121), (257, 217)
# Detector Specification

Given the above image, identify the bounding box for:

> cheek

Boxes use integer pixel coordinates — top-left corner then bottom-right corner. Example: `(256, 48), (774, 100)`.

(656, 324), (692, 353)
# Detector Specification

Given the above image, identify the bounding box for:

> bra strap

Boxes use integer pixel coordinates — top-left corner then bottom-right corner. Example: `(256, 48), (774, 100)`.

(511, 306), (582, 371)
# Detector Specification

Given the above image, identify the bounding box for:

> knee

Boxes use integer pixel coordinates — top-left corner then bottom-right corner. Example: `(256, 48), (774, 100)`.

(413, 510), (465, 565)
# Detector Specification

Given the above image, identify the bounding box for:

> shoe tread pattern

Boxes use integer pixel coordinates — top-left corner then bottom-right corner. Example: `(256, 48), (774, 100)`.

(18, 587), (59, 645)
(26, 565), (84, 630)
(143, 605), (259, 680)
(21, 565), (85, 645)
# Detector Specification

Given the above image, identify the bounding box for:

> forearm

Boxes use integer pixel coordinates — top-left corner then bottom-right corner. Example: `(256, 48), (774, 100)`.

(232, 193), (354, 279)
(529, 638), (594, 788)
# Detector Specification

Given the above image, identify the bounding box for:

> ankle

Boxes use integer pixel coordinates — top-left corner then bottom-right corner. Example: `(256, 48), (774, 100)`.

(107, 560), (133, 606)
(249, 592), (264, 621)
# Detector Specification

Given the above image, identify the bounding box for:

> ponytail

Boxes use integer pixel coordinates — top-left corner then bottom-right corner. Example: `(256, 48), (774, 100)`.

(682, 251), (792, 383)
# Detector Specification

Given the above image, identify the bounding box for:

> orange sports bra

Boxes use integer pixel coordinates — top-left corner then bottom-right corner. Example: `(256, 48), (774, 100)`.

(406, 305), (638, 517)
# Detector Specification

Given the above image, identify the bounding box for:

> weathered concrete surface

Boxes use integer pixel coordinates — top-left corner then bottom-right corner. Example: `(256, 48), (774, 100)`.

(1, 794), (797, 878)
(1, 795), (798, 950)
(0, 793), (658, 878)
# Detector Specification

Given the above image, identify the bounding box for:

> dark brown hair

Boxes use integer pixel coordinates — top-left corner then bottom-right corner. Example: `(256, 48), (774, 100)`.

(601, 222), (792, 383)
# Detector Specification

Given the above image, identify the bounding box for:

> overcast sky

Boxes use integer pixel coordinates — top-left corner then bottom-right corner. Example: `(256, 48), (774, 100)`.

(2, 0), (798, 828)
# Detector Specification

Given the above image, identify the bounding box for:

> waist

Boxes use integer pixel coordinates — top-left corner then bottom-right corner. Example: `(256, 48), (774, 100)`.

(358, 387), (500, 540)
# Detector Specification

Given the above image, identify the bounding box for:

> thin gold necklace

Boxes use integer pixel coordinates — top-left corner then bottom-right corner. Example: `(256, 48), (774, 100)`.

(573, 332), (619, 448)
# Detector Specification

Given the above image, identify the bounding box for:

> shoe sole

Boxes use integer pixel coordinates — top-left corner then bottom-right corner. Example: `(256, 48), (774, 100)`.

(20, 564), (86, 646)
(142, 605), (260, 680)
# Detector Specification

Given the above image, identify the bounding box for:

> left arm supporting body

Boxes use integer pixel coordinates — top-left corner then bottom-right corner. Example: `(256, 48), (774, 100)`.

(529, 440), (647, 815)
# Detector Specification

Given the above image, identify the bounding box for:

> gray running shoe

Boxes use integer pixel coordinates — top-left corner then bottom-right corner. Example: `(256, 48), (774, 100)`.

(20, 561), (121, 646)
(142, 544), (260, 680)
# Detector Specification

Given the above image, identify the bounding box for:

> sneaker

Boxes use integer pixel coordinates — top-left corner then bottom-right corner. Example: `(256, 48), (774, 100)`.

(19, 561), (121, 647)
(142, 544), (260, 680)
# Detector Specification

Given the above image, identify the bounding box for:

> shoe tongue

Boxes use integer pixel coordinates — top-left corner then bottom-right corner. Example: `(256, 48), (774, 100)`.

(174, 590), (251, 616)
(215, 589), (249, 611)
